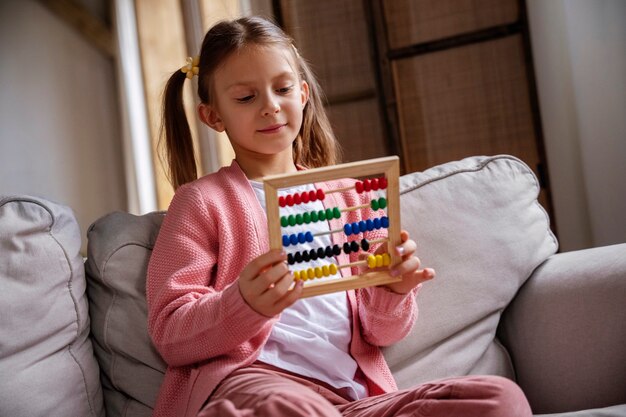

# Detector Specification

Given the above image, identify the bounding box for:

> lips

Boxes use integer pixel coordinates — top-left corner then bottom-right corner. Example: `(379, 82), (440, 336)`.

(258, 123), (287, 133)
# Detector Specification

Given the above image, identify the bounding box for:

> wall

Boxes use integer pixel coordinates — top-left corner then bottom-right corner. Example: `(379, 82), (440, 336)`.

(0, 0), (126, 253)
(527, 0), (626, 251)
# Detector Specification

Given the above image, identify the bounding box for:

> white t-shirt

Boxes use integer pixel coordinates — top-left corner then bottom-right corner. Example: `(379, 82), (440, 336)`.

(250, 180), (368, 400)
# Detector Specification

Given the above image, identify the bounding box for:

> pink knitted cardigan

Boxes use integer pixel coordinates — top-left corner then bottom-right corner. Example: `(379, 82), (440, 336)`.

(146, 160), (419, 417)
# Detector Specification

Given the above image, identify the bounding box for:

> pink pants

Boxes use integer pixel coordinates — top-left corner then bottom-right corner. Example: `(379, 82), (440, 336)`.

(199, 362), (532, 417)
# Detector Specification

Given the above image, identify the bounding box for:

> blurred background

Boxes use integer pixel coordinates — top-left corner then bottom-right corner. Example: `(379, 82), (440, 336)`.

(1, 0), (624, 253)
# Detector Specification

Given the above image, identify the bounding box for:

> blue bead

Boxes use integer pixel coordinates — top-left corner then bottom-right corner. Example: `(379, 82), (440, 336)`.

(359, 221), (367, 232)
(283, 235), (290, 246)
(366, 219), (374, 231)
(298, 233), (306, 244)
(344, 223), (352, 235)
(290, 234), (298, 245)
(352, 222), (359, 235)
(382, 216), (389, 228)
(305, 231), (313, 242)
(373, 218), (381, 229)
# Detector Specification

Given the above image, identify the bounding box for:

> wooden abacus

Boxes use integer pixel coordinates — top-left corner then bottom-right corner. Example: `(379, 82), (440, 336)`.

(263, 156), (402, 298)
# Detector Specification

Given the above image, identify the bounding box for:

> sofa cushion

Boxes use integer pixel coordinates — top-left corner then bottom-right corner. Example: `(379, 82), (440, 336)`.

(382, 155), (558, 388)
(0, 195), (104, 417)
(85, 211), (166, 417)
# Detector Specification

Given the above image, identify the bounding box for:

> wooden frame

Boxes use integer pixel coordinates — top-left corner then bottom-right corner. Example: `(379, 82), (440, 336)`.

(263, 156), (402, 298)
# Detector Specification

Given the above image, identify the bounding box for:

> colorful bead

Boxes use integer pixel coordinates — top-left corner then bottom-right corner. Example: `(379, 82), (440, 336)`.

(317, 247), (325, 258)
(333, 207), (341, 219)
(350, 240), (359, 252)
(329, 263), (338, 275)
(381, 216), (389, 228)
(295, 214), (303, 225)
(286, 194), (294, 206)
(303, 212), (311, 224)
(316, 189), (325, 200)
(307, 268), (315, 280)
(361, 239), (370, 251)
(363, 179), (371, 192)
(309, 190), (317, 201)
(366, 219), (374, 231)
(290, 234), (299, 245)
(367, 255), (377, 268)
(325, 208), (333, 219)
(344, 223), (352, 235)
(309, 249), (318, 260)
(355, 181), (364, 193)
(325, 246), (334, 258)
(288, 253), (295, 265)
(333, 245), (341, 256)
(282, 235), (290, 246)
(322, 265), (329, 276)
(279, 196), (286, 207)
(382, 253), (391, 266)
(371, 199), (379, 210)
(311, 211), (318, 222)
(315, 267), (323, 278)
(343, 242), (352, 254)
(379, 177), (388, 189)
(371, 178), (379, 190)
(281, 216), (288, 227)
(359, 221), (367, 233)
(318, 209), (326, 221)
(293, 193), (301, 205)
(379, 197), (387, 209)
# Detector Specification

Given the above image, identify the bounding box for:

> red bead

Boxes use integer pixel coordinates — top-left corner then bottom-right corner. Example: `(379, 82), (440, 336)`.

(309, 190), (317, 201)
(279, 196), (286, 207)
(363, 179), (371, 191)
(371, 178), (379, 190)
(286, 194), (294, 206)
(355, 181), (364, 193)
(379, 177), (388, 189)
(293, 193), (301, 204)
(316, 189), (325, 200)
(301, 191), (309, 203)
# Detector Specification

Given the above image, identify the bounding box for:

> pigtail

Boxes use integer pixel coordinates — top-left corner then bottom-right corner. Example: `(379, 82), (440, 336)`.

(294, 56), (342, 169)
(160, 70), (198, 190)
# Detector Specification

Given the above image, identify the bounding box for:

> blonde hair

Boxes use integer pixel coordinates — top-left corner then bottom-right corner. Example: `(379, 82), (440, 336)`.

(161, 16), (341, 190)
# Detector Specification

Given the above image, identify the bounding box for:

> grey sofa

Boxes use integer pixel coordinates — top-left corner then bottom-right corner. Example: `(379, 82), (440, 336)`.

(1, 155), (624, 417)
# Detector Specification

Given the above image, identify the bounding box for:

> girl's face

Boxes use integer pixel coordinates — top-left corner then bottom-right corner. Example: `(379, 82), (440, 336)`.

(199, 44), (309, 168)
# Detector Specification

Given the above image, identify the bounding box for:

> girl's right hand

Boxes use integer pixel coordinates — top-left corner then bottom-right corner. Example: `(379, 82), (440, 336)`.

(238, 250), (304, 317)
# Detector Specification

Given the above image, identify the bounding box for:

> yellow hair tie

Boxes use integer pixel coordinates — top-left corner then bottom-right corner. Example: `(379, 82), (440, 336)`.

(180, 56), (199, 79)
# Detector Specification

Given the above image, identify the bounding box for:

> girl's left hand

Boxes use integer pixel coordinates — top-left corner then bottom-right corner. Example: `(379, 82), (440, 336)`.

(383, 230), (435, 294)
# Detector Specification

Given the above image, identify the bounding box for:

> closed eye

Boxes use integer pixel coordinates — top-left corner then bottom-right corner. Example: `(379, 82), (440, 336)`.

(236, 95), (255, 103)
(277, 86), (294, 94)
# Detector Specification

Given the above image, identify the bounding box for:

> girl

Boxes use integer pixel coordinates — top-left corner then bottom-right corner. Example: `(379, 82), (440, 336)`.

(147, 16), (531, 417)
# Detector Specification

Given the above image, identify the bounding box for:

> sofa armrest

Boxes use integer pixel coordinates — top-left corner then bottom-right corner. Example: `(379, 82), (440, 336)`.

(498, 243), (626, 414)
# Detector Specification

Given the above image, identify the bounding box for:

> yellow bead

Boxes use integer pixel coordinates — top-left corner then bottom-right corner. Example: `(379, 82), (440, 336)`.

(330, 264), (338, 275)
(315, 267), (323, 278)
(307, 268), (315, 279)
(376, 255), (383, 268)
(382, 253), (391, 266)
(322, 265), (329, 276)
(293, 270), (300, 280)
(367, 255), (376, 269)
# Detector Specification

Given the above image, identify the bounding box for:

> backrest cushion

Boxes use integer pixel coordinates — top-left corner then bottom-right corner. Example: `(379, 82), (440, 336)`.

(85, 211), (166, 417)
(0, 195), (104, 417)
(383, 155), (558, 387)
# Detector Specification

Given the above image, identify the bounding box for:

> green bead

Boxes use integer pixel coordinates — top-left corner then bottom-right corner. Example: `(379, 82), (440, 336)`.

(318, 209), (326, 220)
(371, 199), (379, 210)
(288, 215), (296, 226)
(303, 212), (311, 224)
(379, 197), (387, 209)
(296, 214), (303, 225)
(311, 211), (318, 222)
(333, 207), (341, 219)
(325, 208), (333, 219)
(281, 216), (288, 227)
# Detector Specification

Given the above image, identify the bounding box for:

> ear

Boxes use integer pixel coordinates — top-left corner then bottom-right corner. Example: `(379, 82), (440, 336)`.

(198, 103), (225, 132)
(300, 80), (310, 109)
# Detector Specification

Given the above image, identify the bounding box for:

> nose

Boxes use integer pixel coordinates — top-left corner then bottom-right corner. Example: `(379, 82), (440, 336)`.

(261, 93), (280, 116)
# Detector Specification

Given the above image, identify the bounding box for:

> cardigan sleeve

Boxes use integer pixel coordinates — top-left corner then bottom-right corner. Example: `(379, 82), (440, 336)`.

(146, 183), (276, 367)
(356, 285), (420, 347)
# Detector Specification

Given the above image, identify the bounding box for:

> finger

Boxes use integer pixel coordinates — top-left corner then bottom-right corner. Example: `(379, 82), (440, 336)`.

(240, 250), (286, 282)
(250, 261), (290, 294)
(262, 265), (295, 296)
(273, 279), (304, 311)
(390, 255), (421, 277)
(395, 238), (417, 258)
(413, 267), (436, 284)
